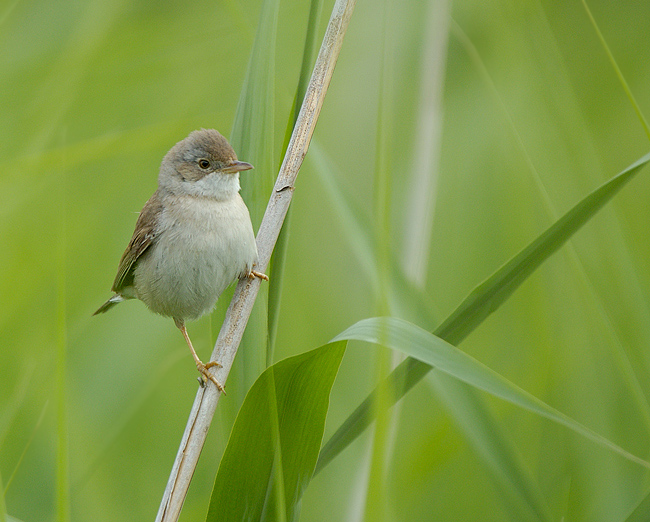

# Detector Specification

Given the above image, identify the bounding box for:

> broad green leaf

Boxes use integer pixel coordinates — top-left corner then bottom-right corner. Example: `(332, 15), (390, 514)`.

(316, 151), (650, 473)
(206, 342), (346, 522)
(334, 317), (650, 469)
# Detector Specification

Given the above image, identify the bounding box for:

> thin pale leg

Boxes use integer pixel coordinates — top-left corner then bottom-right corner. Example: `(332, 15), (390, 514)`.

(174, 318), (224, 392)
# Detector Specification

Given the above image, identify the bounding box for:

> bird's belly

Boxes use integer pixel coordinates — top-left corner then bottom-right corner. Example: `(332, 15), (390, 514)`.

(133, 197), (257, 320)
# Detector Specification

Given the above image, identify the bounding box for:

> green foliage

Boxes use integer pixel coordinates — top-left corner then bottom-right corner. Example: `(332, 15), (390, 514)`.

(3, 0), (650, 521)
(332, 317), (650, 468)
(227, 0), (280, 403)
(207, 342), (345, 522)
(318, 150), (650, 474)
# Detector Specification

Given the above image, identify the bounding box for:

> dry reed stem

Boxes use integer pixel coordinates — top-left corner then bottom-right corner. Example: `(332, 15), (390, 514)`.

(155, 0), (356, 520)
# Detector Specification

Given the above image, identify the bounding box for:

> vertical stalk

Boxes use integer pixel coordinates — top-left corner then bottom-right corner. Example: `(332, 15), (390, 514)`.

(364, 0), (393, 519)
(155, 1), (356, 520)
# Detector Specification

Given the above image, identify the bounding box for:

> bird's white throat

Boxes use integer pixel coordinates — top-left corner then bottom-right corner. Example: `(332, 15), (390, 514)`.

(159, 170), (242, 201)
(183, 172), (242, 200)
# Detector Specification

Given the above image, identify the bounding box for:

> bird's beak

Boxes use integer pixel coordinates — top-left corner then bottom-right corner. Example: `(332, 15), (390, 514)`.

(222, 160), (254, 174)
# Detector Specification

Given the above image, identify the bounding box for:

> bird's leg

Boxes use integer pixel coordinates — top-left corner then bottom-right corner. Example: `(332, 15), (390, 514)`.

(174, 318), (224, 392)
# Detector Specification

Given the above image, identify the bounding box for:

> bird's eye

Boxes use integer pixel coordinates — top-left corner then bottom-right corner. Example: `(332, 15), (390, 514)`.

(198, 159), (210, 169)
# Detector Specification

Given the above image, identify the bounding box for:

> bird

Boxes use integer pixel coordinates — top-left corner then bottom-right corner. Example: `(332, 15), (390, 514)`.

(94, 129), (268, 391)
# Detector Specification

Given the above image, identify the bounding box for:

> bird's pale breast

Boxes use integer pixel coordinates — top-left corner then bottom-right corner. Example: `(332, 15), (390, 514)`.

(133, 193), (258, 320)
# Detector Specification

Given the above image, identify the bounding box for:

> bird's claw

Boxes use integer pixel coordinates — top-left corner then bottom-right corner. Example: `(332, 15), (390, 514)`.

(248, 270), (269, 281)
(196, 361), (225, 393)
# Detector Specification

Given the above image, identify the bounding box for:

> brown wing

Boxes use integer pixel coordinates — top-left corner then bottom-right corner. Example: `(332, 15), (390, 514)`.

(111, 192), (163, 293)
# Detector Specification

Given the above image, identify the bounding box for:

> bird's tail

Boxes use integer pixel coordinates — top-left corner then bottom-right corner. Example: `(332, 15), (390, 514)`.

(93, 294), (126, 315)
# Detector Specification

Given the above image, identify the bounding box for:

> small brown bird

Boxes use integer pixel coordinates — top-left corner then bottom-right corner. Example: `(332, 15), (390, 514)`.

(94, 129), (268, 390)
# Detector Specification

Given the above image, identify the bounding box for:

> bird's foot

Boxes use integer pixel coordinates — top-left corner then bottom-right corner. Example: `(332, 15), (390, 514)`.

(248, 270), (269, 281)
(196, 360), (225, 393)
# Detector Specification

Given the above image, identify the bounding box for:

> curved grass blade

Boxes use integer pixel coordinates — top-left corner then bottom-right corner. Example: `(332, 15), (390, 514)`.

(333, 317), (650, 469)
(206, 342), (346, 522)
(316, 151), (650, 474)
(312, 141), (553, 520)
(435, 151), (650, 345)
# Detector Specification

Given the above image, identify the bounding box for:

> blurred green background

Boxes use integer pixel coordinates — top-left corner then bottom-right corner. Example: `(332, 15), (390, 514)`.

(2, 0), (650, 520)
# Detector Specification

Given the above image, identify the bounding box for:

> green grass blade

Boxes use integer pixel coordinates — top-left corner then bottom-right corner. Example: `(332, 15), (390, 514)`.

(206, 342), (345, 522)
(1, 468), (22, 522)
(316, 151), (650, 473)
(435, 151), (650, 345)
(334, 317), (650, 469)
(309, 141), (380, 293)
(223, 0), (280, 394)
(312, 139), (551, 520)
(4, 401), (48, 495)
(231, 0), (278, 227)
(581, 0), (650, 141)
(0, 368), (34, 452)
(268, 0), (324, 365)
(267, 211), (290, 366)
(363, 0), (398, 517)
(431, 376), (552, 521)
